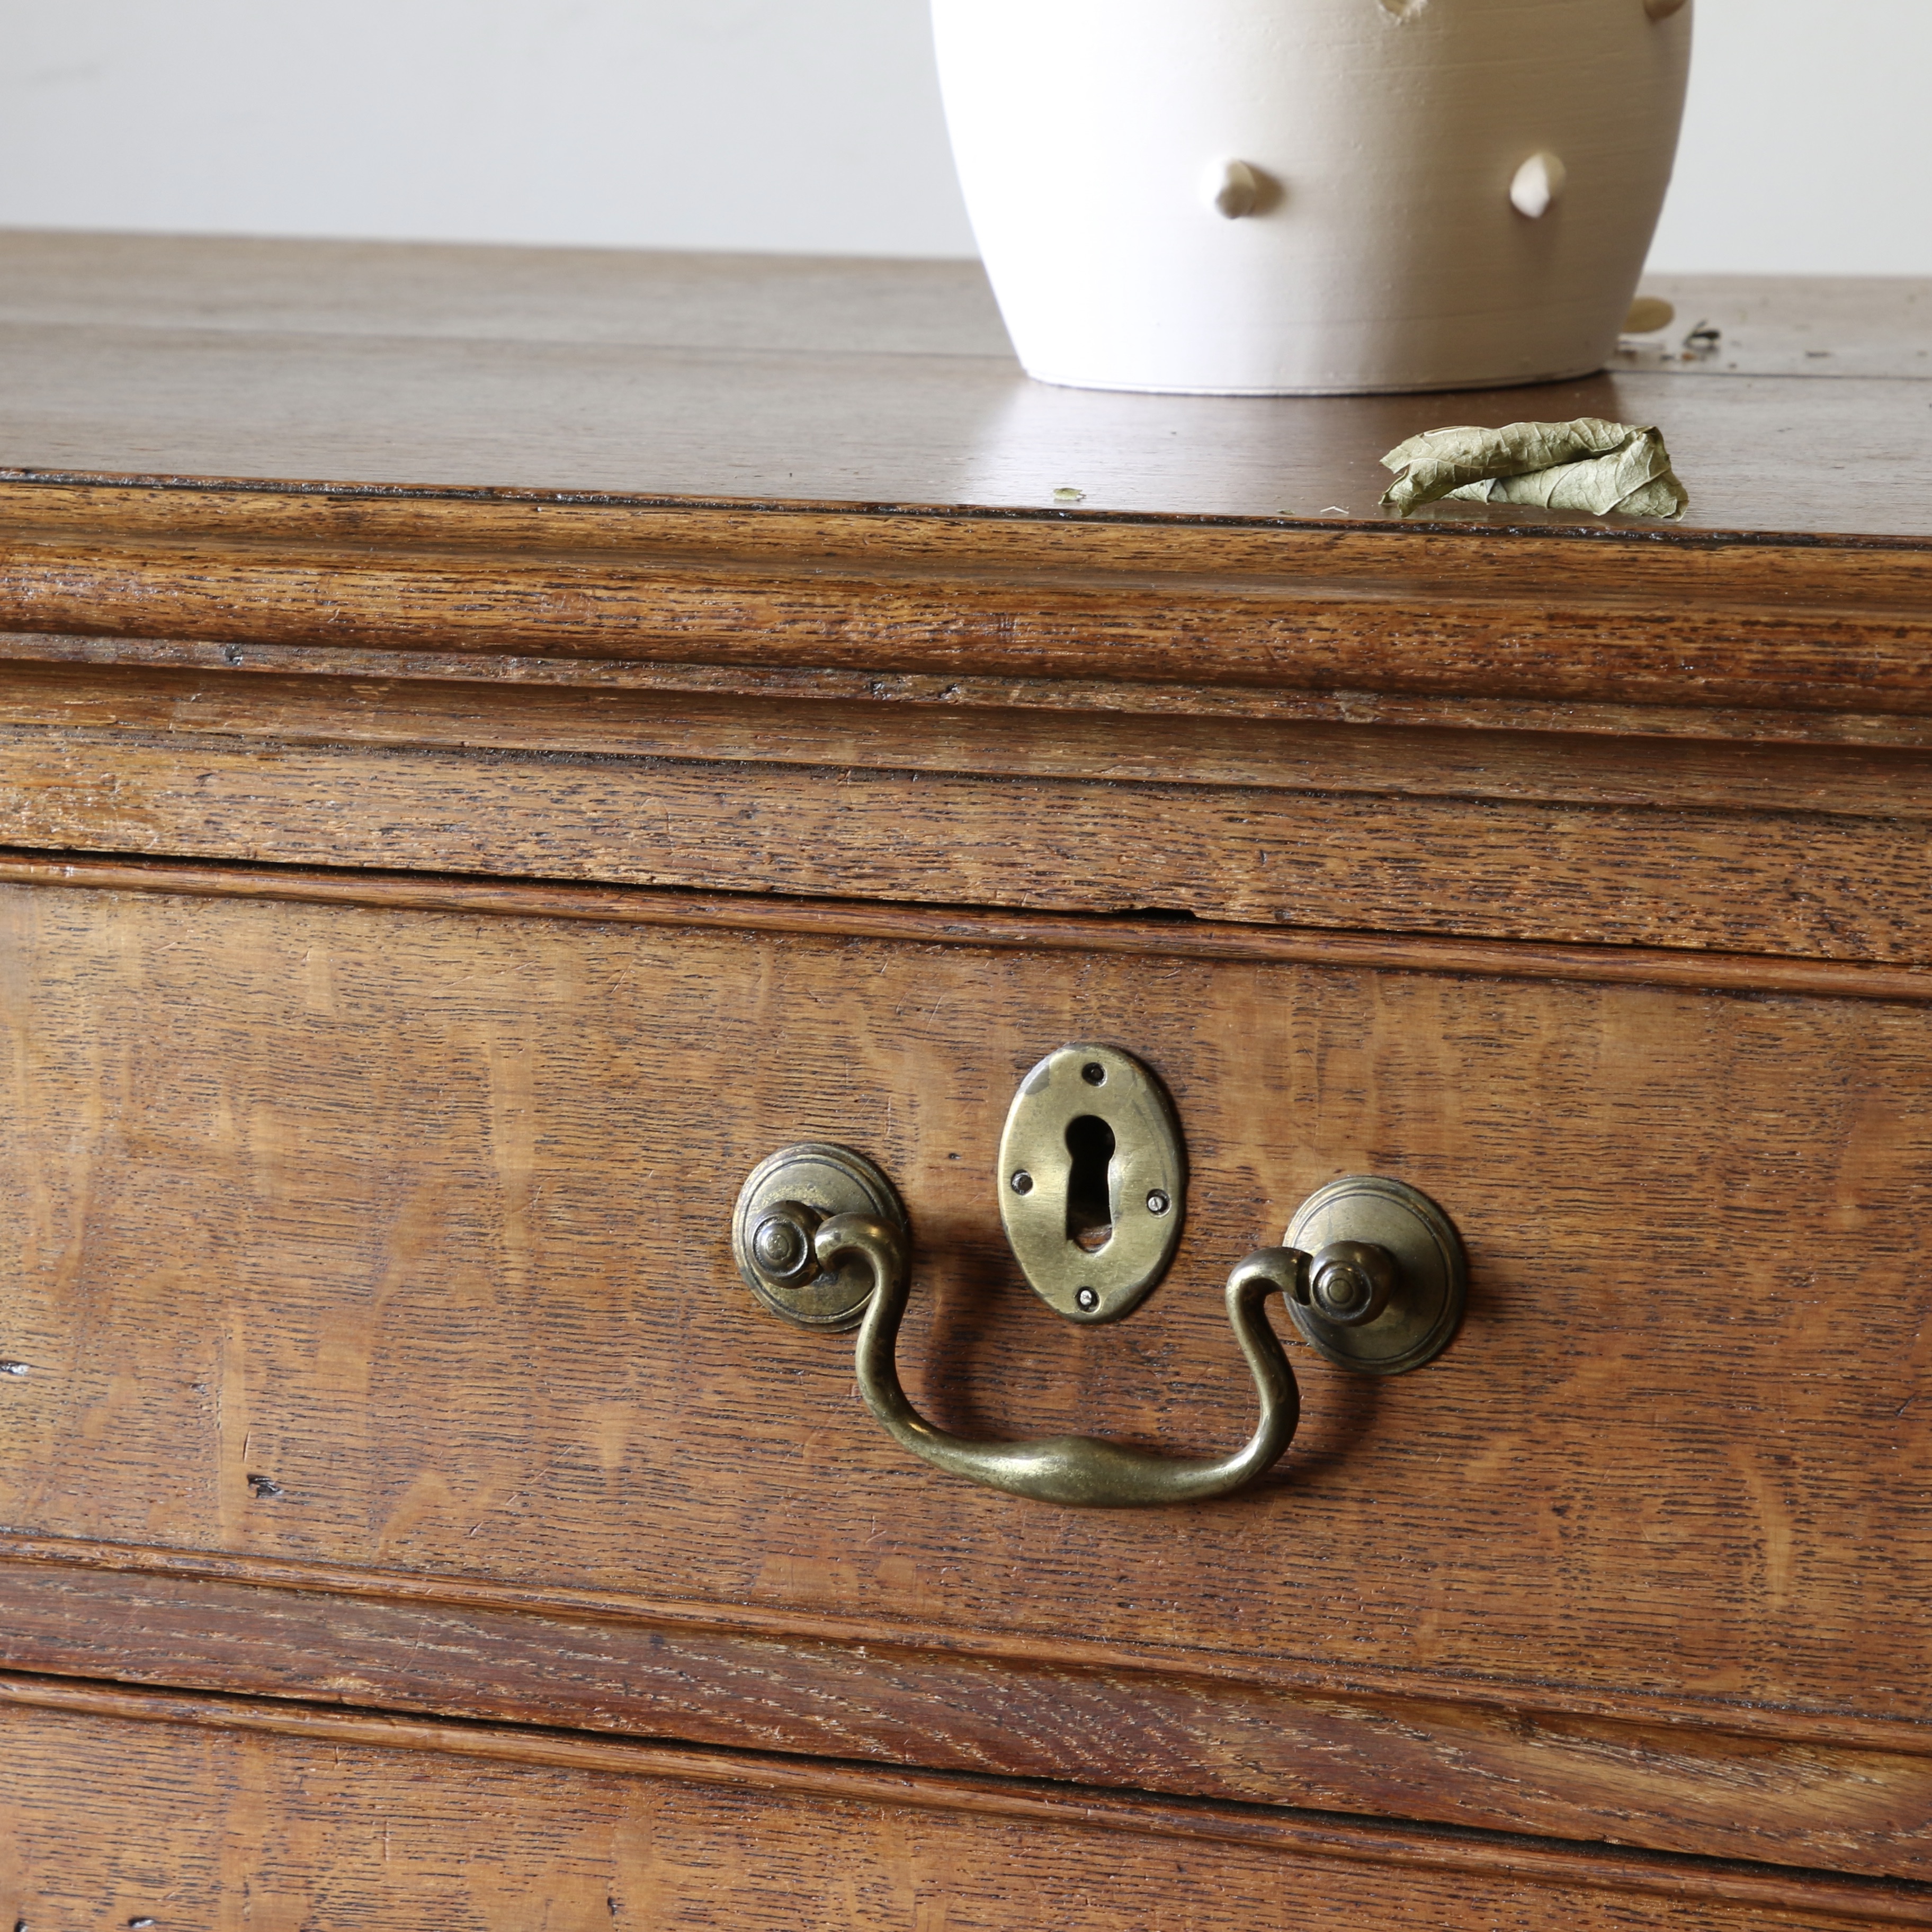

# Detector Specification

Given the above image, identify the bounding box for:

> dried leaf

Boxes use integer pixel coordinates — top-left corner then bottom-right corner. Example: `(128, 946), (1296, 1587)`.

(1380, 418), (1688, 520)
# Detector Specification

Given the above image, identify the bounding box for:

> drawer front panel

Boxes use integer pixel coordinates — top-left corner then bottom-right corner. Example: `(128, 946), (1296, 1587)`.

(0, 874), (1928, 1867)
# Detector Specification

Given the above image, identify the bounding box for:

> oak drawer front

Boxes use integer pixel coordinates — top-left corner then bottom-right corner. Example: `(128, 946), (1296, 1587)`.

(0, 870), (1928, 1878)
(2, 1680), (1923, 1932)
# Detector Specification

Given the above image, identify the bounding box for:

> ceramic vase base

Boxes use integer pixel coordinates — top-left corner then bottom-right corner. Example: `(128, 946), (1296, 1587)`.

(1020, 356), (1615, 400)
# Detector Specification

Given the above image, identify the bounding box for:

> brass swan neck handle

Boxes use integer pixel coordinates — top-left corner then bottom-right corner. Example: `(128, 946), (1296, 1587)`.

(823, 1210), (1307, 1508)
(731, 1139), (1465, 1510)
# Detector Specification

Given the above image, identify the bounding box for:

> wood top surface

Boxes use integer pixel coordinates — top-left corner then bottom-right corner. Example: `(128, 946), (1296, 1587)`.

(1, 231), (1928, 541)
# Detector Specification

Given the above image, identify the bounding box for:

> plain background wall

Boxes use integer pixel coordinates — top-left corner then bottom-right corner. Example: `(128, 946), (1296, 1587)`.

(0, 0), (1926, 276)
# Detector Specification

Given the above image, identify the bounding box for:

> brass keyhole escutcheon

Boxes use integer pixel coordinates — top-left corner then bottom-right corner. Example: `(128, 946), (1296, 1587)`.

(997, 1043), (1186, 1323)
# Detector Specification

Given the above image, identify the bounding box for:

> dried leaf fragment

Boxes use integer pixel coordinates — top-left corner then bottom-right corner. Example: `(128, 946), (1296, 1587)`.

(1379, 418), (1688, 520)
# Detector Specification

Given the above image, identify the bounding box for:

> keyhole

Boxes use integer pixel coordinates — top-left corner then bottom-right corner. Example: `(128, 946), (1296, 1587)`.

(1065, 1114), (1116, 1252)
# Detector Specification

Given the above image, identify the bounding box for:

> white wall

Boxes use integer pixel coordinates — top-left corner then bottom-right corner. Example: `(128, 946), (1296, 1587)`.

(0, 0), (1926, 276)
(1646, 0), (1932, 275)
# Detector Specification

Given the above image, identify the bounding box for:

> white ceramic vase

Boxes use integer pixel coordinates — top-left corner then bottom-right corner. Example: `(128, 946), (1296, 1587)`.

(931, 0), (1693, 396)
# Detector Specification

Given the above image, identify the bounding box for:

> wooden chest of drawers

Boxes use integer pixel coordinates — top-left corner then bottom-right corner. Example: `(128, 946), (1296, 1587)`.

(0, 234), (1928, 1928)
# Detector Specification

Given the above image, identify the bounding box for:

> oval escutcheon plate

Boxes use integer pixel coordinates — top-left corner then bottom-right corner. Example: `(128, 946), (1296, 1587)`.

(997, 1043), (1186, 1324)
(1283, 1175), (1467, 1376)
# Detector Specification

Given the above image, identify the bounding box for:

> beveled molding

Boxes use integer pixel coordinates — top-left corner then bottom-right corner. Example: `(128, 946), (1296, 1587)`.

(5, 1531), (1923, 1756)
(2, 479), (1932, 728)
(3, 1672), (1928, 1929)
(14, 627), (1932, 754)
(7, 1555), (1922, 1889)
(6, 1532), (1931, 1884)
(3, 849), (1931, 1006)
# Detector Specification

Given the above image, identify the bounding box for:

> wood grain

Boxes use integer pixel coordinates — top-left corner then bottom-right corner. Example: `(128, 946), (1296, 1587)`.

(10, 478), (1932, 610)
(3, 233), (1920, 382)
(5, 656), (1932, 822)
(1, 879), (1927, 1873)
(0, 235), (1927, 535)
(24, 624), (1932, 759)
(3, 238), (1930, 1901)
(2, 1677), (1927, 1930)
(0, 1555), (1926, 1880)
(3, 848), (1932, 1007)
(9, 476), (1932, 604)
(8, 1525), (1929, 1754)
(1612, 274), (1932, 383)
(1, 717), (1927, 961)
(0, 231), (1021, 357)
(4, 503), (1932, 726)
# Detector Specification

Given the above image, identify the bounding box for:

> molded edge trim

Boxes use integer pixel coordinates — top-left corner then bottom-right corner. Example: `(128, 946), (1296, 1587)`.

(1, 849), (1929, 1005)
(1, 1671), (1925, 1925)
(1, 1532), (1925, 1761)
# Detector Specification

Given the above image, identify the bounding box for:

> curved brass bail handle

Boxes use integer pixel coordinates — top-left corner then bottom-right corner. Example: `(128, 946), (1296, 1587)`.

(818, 1212), (1307, 1509)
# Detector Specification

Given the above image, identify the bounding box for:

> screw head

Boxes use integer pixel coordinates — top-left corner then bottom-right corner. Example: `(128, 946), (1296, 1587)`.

(1146, 1189), (1171, 1217)
(752, 1214), (810, 1278)
(1010, 1169), (1035, 1195)
(1305, 1240), (1400, 1329)
(1081, 1061), (1107, 1086)
(1075, 1286), (1101, 1312)
(1315, 1261), (1372, 1318)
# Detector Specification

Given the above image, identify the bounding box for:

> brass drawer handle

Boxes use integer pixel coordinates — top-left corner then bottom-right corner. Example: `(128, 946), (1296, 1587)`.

(733, 1138), (1466, 1510)
(829, 1209), (1304, 1507)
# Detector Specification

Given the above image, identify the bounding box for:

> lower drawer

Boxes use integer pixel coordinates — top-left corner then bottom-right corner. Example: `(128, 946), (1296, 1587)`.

(0, 858), (1929, 1885)
(2, 1678), (1921, 1931)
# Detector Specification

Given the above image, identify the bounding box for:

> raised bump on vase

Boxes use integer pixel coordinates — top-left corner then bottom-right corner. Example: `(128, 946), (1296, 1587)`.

(1509, 151), (1567, 221)
(1644, 0), (1688, 19)
(1208, 159), (1262, 219)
